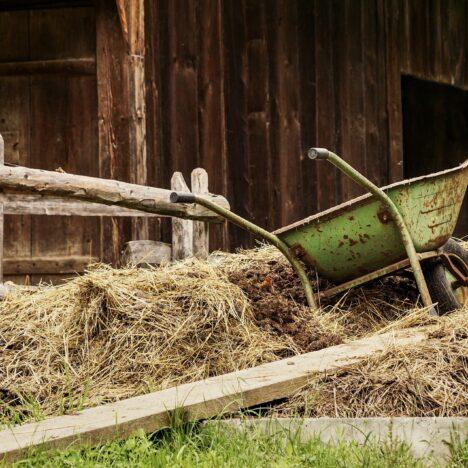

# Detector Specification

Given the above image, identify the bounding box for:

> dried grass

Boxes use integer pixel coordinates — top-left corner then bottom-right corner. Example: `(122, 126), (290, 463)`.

(0, 257), (296, 418)
(0, 244), (466, 421)
(272, 308), (467, 418)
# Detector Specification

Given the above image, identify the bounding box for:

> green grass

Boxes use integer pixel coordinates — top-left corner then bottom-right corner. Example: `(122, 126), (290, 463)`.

(6, 421), (467, 468)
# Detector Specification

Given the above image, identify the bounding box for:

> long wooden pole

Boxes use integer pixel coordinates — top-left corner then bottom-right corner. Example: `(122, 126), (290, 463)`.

(0, 328), (427, 462)
(0, 164), (229, 222)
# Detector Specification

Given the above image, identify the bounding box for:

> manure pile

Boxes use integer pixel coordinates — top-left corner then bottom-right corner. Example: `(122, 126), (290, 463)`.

(0, 246), (466, 422)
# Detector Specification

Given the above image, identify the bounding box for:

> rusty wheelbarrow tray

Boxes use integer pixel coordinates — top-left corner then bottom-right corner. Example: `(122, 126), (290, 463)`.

(171, 149), (468, 315)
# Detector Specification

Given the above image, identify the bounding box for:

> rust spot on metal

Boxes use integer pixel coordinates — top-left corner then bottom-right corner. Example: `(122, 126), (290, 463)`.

(289, 243), (317, 267)
(420, 202), (456, 214)
(358, 233), (369, 244)
(377, 208), (391, 224)
(428, 219), (451, 229)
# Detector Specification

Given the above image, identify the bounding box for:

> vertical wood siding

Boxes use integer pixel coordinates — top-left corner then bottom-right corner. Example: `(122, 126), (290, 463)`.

(1, 0), (465, 266)
(146, 0), (466, 250)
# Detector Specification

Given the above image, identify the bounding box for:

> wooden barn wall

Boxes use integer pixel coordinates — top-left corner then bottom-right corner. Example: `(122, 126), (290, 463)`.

(0, 0), (465, 276)
(144, 0), (467, 250)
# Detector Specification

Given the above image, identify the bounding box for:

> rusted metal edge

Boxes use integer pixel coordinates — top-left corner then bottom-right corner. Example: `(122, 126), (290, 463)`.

(317, 251), (439, 300)
(274, 159), (468, 235)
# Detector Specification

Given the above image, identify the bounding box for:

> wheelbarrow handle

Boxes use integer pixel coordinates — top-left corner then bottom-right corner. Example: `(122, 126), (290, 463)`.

(170, 190), (317, 309)
(170, 192), (196, 204)
(307, 148), (330, 160)
(307, 147), (436, 314)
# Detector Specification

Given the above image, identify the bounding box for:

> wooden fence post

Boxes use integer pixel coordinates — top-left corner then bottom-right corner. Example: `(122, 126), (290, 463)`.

(171, 172), (193, 260)
(0, 134), (4, 282)
(191, 168), (209, 259)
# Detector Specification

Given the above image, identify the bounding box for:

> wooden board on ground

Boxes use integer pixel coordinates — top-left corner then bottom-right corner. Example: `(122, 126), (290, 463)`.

(0, 328), (427, 462)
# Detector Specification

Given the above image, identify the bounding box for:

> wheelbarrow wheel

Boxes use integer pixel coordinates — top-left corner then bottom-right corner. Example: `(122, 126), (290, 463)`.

(423, 239), (468, 314)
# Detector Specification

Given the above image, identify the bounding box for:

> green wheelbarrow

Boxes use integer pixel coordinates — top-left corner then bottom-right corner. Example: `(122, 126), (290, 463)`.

(171, 149), (468, 315)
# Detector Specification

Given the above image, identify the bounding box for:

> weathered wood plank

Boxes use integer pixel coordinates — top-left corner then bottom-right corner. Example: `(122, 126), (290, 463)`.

(167, 0), (199, 175)
(0, 58), (96, 76)
(384, 0), (404, 182)
(0, 194), (167, 217)
(143, 0), (165, 243)
(0, 10), (33, 263)
(121, 240), (171, 266)
(28, 6), (100, 261)
(191, 168), (209, 258)
(314, 0), (338, 211)
(222, 0), (248, 248)
(0, 165), (229, 221)
(271, 0), (303, 227)
(0, 328), (427, 462)
(197, 0), (228, 250)
(171, 172), (193, 260)
(96, 0), (132, 263)
(120, 0), (149, 241)
(244, 0), (274, 231)
(297, 0), (317, 217)
(3, 255), (96, 275)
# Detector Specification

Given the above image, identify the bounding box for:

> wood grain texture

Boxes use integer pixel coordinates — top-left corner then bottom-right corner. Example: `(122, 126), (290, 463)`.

(3, 255), (96, 275)
(0, 328), (428, 462)
(314, 0), (338, 211)
(0, 9), (32, 262)
(0, 165), (229, 221)
(0, 194), (172, 217)
(121, 240), (171, 266)
(96, 0), (131, 263)
(28, 6), (100, 261)
(2, 0), (464, 261)
(171, 172), (193, 260)
(191, 168), (209, 258)
(167, 0), (199, 176)
(120, 0), (149, 241)
(197, 0), (228, 250)
(0, 58), (96, 76)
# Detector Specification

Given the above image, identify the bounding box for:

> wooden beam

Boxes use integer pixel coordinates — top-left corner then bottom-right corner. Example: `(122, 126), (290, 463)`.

(3, 256), (96, 275)
(0, 58), (96, 76)
(96, 0), (132, 263)
(0, 165), (229, 222)
(123, 0), (148, 240)
(191, 168), (209, 258)
(0, 194), (166, 217)
(0, 328), (427, 462)
(171, 172), (193, 260)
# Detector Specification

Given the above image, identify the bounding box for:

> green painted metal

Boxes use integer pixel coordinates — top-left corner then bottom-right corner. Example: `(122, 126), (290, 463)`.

(275, 159), (468, 283)
(307, 148), (434, 310)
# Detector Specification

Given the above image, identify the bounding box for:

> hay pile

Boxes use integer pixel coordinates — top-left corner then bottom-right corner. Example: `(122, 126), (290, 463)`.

(272, 309), (467, 418)
(0, 256), (301, 418)
(0, 245), (466, 421)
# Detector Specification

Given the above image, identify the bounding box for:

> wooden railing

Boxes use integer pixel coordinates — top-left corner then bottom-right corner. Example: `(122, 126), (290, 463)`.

(0, 134), (228, 281)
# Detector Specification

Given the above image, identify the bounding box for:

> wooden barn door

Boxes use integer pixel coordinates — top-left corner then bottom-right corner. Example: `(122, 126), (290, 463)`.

(0, 2), (100, 283)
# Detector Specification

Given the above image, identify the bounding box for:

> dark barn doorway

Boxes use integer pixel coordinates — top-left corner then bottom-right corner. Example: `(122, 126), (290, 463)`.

(402, 75), (468, 237)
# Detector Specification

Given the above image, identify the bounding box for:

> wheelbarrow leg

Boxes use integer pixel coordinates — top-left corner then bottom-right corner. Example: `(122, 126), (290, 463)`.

(308, 148), (437, 315)
(170, 192), (317, 309)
